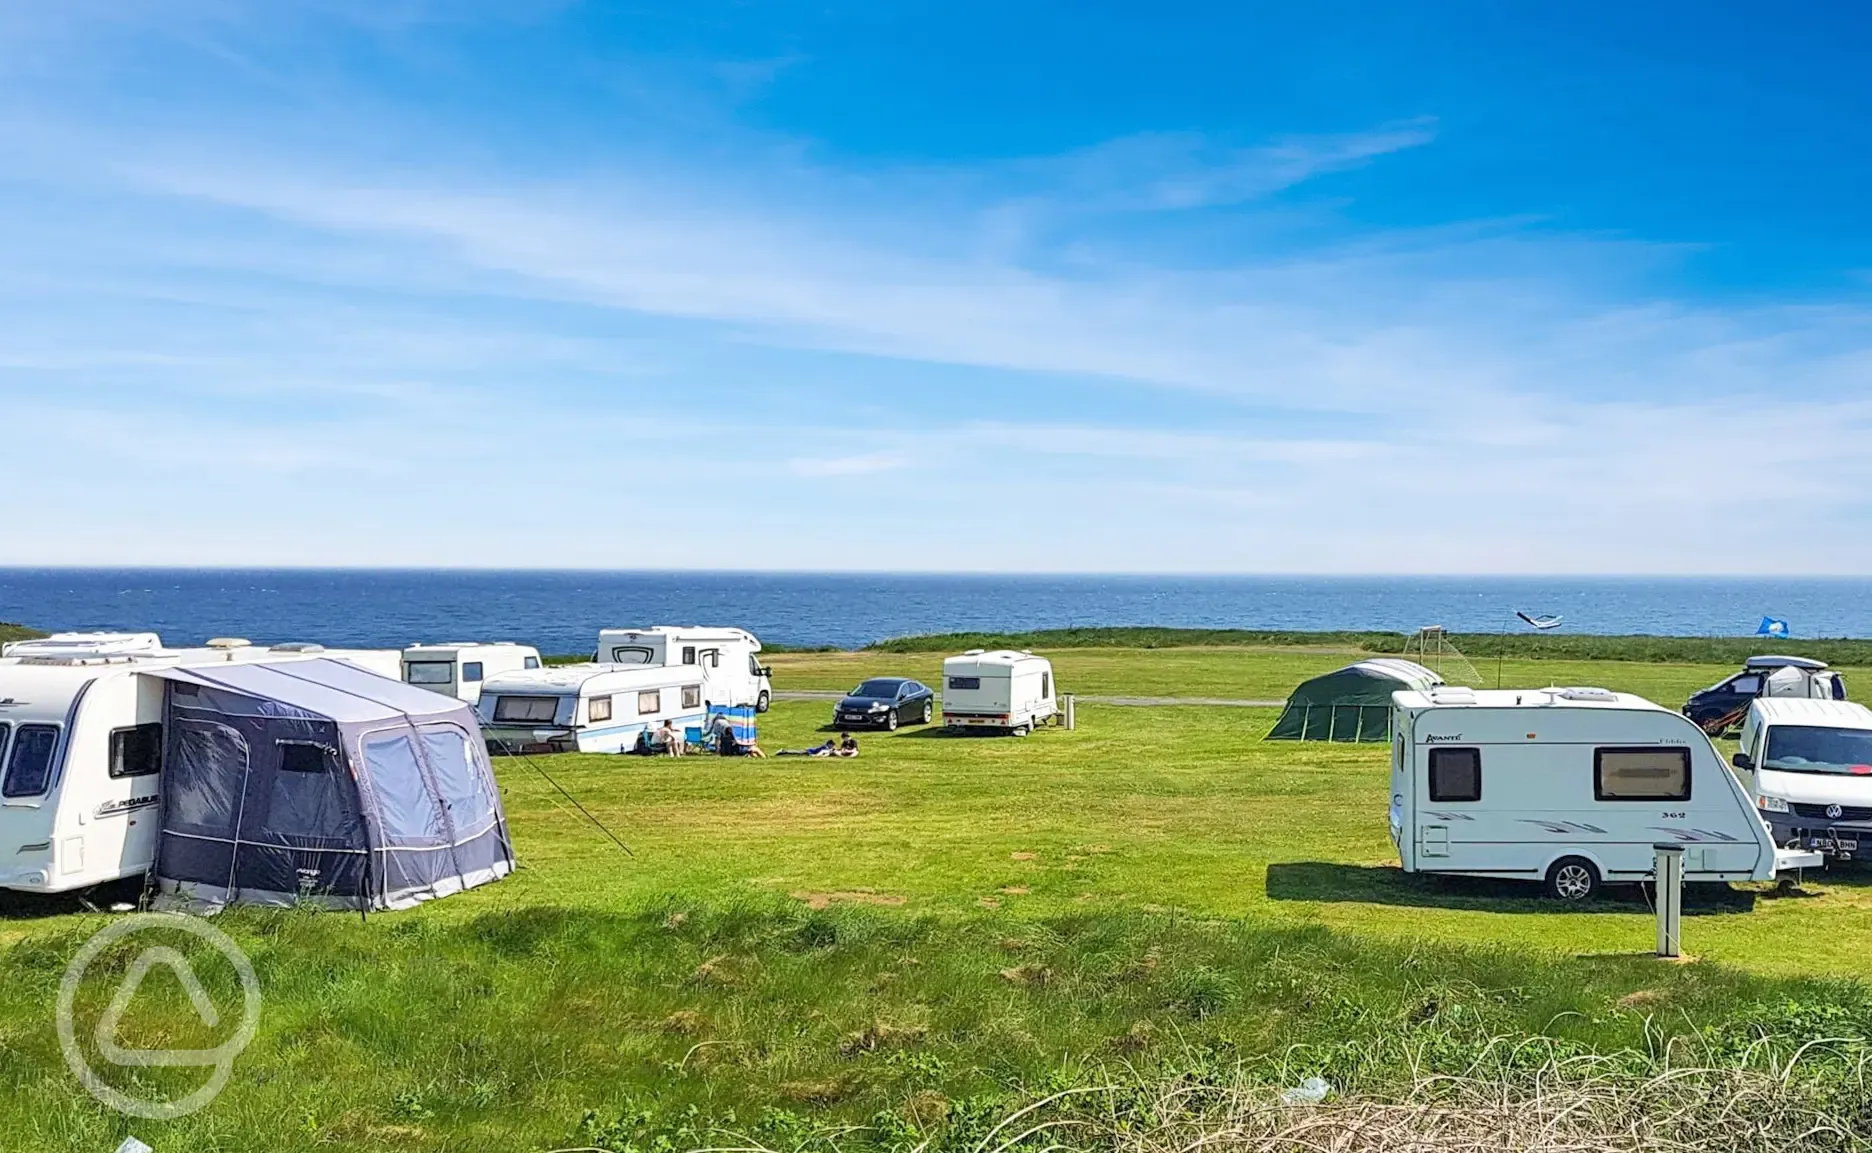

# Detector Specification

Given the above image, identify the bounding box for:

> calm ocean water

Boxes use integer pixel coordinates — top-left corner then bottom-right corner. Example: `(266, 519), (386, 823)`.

(1, 569), (1869, 654)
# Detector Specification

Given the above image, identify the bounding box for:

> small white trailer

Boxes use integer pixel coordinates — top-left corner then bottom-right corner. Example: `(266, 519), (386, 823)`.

(477, 663), (708, 754)
(594, 626), (773, 712)
(941, 650), (1057, 735)
(402, 642), (542, 705)
(1390, 684), (1819, 901)
(0, 634), (403, 894)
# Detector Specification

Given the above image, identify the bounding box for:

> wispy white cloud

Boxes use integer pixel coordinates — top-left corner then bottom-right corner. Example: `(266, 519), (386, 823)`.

(2, 19), (1870, 573)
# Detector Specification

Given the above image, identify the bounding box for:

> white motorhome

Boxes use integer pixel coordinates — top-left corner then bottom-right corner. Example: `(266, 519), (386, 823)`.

(1731, 698), (1872, 861)
(477, 663), (708, 754)
(402, 642), (542, 705)
(941, 650), (1057, 735)
(595, 627), (773, 712)
(0, 634), (403, 894)
(1390, 685), (1819, 901)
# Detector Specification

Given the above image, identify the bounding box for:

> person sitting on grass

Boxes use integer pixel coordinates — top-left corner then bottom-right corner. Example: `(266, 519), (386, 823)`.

(836, 734), (859, 757)
(713, 721), (766, 758)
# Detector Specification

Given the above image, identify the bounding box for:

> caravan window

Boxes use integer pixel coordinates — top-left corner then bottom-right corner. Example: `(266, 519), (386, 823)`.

(682, 646), (697, 665)
(493, 695), (559, 723)
(1594, 747), (1691, 801)
(524, 656), (540, 670)
(638, 689), (662, 714)
(683, 685), (701, 709)
(2, 724), (59, 798)
(109, 723), (163, 779)
(949, 676), (981, 691)
(406, 661), (455, 685)
(462, 662), (484, 683)
(1427, 747), (1482, 802)
(1041, 672), (1051, 698)
(589, 695), (614, 723)
(610, 646), (654, 665)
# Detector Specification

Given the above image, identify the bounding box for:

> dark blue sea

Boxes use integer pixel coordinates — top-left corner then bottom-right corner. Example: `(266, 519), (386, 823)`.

(2, 570), (1869, 655)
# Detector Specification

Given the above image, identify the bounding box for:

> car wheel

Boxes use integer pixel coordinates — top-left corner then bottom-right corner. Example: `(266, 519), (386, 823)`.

(921, 701), (933, 724)
(1544, 857), (1600, 902)
(756, 691), (770, 714)
(886, 711), (899, 731)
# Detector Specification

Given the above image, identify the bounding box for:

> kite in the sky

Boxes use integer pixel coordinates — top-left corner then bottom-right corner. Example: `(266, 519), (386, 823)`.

(1516, 611), (1564, 630)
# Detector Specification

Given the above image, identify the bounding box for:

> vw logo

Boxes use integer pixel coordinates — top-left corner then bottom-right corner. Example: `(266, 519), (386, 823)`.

(1827, 804), (1845, 820)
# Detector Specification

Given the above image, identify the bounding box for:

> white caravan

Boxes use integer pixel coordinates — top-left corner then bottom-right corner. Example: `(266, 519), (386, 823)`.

(402, 642), (542, 705)
(941, 650), (1057, 735)
(594, 627), (773, 712)
(0, 634), (402, 894)
(1390, 685), (1820, 901)
(477, 663), (708, 754)
(1731, 698), (1872, 861)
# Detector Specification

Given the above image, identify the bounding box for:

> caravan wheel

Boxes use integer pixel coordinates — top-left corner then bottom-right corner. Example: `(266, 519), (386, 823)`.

(1544, 857), (1601, 902)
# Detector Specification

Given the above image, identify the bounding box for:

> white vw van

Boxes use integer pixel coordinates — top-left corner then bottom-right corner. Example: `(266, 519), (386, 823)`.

(1731, 698), (1872, 860)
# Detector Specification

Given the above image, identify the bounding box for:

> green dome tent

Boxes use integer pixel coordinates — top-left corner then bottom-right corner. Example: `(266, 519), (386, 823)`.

(1265, 659), (1444, 742)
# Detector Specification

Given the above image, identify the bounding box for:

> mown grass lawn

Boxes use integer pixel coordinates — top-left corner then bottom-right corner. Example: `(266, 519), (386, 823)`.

(3, 646), (1870, 1152)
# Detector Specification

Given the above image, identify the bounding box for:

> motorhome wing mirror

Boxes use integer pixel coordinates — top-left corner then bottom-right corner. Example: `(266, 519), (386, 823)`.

(1732, 751), (1753, 770)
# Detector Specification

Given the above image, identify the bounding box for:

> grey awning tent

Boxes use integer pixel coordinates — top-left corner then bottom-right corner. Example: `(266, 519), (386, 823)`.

(153, 658), (514, 911)
(1266, 658), (1444, 742)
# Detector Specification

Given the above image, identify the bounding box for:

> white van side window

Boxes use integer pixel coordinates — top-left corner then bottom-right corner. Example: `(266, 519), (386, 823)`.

(1594, 747), (1690, 801)
(682, 646), (697, 665)
(524, 656), (540, 669)
(462, 662), (484, 682)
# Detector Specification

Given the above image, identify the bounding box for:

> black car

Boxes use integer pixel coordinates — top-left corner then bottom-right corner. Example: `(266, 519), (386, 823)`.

(834, 677), (935, 731)
(1684, 655), (1845, 736)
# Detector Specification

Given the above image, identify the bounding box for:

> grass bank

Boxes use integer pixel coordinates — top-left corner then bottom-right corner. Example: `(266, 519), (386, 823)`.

(8, 898), (1872, 1151)
(864, 628), (1872, 666)
(0, 621), (44, 645)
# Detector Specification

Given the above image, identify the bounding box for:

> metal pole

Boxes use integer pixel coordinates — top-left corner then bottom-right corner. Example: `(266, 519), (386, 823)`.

(1062, 694), (1075, 731)
(1653, 844), (1684, 958)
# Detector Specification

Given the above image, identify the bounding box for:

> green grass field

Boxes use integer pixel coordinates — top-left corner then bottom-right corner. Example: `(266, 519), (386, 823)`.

(4, 644), (1871, 1151)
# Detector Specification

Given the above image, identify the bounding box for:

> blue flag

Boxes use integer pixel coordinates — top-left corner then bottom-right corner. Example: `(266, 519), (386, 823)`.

(1756, 616), (1790, 638)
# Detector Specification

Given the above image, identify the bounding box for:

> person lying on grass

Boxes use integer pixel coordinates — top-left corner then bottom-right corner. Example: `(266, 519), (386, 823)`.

(837, 734), (859, 757)
(776, 739), (839, 757)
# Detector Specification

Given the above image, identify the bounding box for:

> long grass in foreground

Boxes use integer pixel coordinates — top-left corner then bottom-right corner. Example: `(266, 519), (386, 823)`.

(5, 898), (1871, 1151)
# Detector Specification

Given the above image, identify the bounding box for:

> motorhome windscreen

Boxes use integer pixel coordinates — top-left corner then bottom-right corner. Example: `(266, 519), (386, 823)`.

(493, 695), (560, 723)
(1764, 725), (1872, 774)
(406, 661), (456, 685)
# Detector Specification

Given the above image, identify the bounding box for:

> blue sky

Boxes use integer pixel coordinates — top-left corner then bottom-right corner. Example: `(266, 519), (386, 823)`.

(5, 2), (1872, 571)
